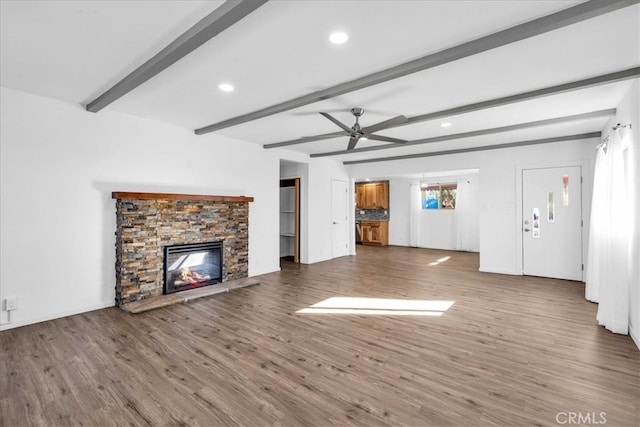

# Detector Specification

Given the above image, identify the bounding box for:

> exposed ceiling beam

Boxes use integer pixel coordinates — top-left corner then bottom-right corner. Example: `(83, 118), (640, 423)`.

(263, 131), (347, 149)
(86, 0), (268, 113)
(195, 0), (639, 134)
(310, 109), (615, 158)
(405, 68), (638, 126)
(263, 67), (639, 149)
(343, 133), (601, 165)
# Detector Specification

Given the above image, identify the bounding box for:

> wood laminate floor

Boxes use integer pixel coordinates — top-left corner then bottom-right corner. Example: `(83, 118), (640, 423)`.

(1, 246), (638, 426)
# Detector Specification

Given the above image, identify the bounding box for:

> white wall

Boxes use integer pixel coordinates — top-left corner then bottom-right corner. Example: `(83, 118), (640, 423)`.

(279, 155), (351, 263)
(306, 158), (352, 263)
(388, 179), (411, 246)
(416, 209), (456, 250)
(348, 138), (596, 275)
(0, 87), (284, 329)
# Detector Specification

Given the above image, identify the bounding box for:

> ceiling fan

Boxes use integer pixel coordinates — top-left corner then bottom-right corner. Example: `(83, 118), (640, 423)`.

(319, 108), (408, 150)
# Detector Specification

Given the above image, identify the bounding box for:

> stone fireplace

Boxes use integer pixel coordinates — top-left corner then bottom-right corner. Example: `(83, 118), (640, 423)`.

(112, 192), (253, 310)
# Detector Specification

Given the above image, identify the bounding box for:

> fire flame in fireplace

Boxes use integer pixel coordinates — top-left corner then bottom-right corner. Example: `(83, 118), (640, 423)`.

(180, 267), (206, 284)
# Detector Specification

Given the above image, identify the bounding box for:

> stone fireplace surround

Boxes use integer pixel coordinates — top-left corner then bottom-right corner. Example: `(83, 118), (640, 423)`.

(113, 192), (254, 311)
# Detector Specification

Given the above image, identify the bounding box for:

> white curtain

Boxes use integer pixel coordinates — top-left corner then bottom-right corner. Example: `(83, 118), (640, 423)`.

(586, 128), (631, 334)
(585, 149), (607, 303)
(455, 178), (479, 252)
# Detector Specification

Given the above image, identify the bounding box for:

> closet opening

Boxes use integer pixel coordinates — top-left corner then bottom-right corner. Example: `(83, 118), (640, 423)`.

(280, 178), (300, 263)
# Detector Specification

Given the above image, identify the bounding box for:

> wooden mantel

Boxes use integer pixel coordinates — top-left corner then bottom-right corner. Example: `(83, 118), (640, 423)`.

(112, 192), (254, 203)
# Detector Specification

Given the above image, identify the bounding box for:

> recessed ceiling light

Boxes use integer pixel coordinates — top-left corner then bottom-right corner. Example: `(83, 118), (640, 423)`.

(218, 83), (234, 92)
(329, 31), (349, 44)
(440, 122), (452, 128)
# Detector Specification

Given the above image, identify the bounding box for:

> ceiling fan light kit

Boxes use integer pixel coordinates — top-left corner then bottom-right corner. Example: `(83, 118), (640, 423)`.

(350, 107), (364, 117)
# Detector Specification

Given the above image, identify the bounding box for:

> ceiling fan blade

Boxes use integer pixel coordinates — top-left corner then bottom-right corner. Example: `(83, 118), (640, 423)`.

(347, 136), (360, 150)
(366, 134), (407, 144)
(362, 115), (408, 134)
(320, 112), (354, 133)
(263, 131), (346, 149)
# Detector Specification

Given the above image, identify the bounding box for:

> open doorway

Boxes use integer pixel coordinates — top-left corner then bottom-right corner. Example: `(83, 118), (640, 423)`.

(353, 169), (479, 252)
(280, 159), (308, 264)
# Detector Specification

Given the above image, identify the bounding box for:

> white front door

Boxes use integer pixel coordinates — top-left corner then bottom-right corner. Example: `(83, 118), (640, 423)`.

(331, 179), (349, 258)
(522, 166), (583, 281)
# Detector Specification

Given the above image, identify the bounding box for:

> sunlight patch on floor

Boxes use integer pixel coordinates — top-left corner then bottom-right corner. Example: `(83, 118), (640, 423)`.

(428, 256), (451, 266)
(296, 297), (454, 316)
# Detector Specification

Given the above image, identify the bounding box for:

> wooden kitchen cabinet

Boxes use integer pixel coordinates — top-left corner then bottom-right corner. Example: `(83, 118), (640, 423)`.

(356, 184), (366, 209)
(372, 182), (388, 209)
(356, 182), (389, 209)
(360, 221), (389, 246)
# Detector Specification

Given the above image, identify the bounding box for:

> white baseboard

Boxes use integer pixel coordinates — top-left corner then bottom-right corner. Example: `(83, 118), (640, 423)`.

(248, 265), (280, 277)
(630, 322), (640, 351)
(0, 301), (114, 331)
(478, 267), (522, 276)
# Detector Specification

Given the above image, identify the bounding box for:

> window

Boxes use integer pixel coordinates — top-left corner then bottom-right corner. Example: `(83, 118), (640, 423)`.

(420, 182), (457, 209)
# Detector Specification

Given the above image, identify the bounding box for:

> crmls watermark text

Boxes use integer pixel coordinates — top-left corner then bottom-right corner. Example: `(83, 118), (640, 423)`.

(556, 412), (607, 425)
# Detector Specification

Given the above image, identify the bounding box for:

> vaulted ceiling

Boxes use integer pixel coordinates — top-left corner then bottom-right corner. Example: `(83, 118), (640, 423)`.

(1, 1), (638, 165)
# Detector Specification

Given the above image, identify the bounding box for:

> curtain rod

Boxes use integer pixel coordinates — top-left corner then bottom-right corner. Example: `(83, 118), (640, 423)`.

(598, 122), (632, 148)
(612, 123), (632, 131)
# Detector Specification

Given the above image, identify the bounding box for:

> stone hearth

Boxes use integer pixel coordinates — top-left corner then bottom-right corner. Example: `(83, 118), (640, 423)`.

(112, 192), (253, 308)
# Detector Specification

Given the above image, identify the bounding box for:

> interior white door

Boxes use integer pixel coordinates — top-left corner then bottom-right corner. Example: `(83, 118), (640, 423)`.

(331, 179), (349, 258)
(522, 166), (583, 281)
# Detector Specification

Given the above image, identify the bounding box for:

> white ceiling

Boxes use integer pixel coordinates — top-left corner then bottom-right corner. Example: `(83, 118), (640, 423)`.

(1, 1), (638, 164)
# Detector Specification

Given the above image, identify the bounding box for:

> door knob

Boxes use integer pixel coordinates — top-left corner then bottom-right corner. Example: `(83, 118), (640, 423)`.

(524, 228), (530, 232)
(333, 221), (338, 224)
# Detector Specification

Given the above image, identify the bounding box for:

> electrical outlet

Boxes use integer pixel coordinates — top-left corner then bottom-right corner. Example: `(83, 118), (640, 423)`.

(5, 296), (18, 311)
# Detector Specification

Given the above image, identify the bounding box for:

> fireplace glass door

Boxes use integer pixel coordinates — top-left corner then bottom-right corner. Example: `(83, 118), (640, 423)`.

(163, 241), (222, 294)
